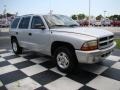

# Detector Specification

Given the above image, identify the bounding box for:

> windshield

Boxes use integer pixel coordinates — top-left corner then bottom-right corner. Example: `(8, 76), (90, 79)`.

(43, 15), (79, 28)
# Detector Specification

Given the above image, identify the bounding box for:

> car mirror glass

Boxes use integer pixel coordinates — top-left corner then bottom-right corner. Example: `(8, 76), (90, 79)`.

(34, 24), (46, 30)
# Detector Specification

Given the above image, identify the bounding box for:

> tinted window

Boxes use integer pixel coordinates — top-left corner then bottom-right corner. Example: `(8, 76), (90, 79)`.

(11, 18), (20, 28)
(31, 16), (44, 29)
(19, 17), (30, 29)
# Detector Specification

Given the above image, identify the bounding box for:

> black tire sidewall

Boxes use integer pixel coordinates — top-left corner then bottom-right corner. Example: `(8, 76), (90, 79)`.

(54, 46), (77, 73)
(11, 39), (22, 54)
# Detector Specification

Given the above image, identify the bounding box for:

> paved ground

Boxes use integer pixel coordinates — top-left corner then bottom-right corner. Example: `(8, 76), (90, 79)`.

(0, 49), (120, 90)
(0, 28), (120, 90)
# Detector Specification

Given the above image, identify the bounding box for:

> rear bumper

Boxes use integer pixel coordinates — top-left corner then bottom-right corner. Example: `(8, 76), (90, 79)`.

(75, 42), (116, 64)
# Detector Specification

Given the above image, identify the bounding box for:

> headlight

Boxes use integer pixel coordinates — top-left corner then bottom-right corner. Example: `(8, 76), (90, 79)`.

(81, 40), (98, 51)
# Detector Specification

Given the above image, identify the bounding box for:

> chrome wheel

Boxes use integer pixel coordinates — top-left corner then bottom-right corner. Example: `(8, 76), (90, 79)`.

(12, 42), (17, 52)
(57, 52), (69, 69)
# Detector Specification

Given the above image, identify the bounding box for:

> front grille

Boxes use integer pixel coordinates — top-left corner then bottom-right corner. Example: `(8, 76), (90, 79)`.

(98, 35), (114, 49)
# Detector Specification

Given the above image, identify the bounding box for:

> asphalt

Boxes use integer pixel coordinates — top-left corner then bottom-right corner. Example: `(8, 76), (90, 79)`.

(0, 32), (9, 37)
(0, 32), (11, 49)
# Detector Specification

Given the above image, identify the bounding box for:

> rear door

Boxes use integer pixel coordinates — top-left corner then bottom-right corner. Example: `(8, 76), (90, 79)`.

(17, 16), (31, 49)
(10, 17), (20, 36)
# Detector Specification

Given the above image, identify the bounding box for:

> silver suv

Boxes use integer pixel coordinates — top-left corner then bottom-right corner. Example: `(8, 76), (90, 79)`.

(10, 14), (116, 73)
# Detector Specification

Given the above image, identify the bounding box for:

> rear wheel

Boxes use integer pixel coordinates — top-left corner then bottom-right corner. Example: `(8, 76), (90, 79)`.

(11, 39), (23, 54)
(54, 46), (78, 73)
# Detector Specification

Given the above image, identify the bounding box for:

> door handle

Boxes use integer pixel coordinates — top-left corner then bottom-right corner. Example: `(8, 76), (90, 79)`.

(16, 32), (18, 35)
(28, 33), (32, 36)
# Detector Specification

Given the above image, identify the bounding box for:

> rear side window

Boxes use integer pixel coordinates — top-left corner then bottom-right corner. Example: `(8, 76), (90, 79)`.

(11, 18), (20, 28)
(19, 17), (30, 29)
(31, 16), (44, 29)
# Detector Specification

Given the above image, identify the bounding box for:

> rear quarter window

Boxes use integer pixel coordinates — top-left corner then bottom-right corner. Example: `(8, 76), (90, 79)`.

(11, 18), (20, 29)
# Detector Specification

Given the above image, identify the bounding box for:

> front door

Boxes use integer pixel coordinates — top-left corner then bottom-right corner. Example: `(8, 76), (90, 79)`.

(28, 16), (51, 54)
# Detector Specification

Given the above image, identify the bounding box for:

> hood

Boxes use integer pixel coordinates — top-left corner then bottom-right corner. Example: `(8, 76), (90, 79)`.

(51, 27), (113, 38)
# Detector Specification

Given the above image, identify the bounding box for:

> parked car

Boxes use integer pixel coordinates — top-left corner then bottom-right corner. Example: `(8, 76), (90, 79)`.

(0, 18), (10, 28)
(94, 20), (102, 26)
(90, 18), (96, 26)
(10, 14), (116, 73)
(101, 18), (111, 26)
(77, 20), (89, 26)
(111, 20), (120, 27)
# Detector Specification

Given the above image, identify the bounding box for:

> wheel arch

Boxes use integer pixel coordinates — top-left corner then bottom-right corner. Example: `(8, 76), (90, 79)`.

(51, 41), (76, 56)
(11, 36), (17, 42)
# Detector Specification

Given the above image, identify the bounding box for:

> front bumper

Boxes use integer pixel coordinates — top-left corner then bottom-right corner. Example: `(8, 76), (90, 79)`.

(75, 42), (116, 64)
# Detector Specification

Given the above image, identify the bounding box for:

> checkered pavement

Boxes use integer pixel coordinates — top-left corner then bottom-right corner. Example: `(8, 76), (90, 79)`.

(0, 49), (120, 90)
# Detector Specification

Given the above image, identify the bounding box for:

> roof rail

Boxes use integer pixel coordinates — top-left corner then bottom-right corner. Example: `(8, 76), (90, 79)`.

(21, 14), (34, 16)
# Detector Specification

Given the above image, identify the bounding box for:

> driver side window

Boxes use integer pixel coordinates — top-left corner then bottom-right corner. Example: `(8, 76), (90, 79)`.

(31, 16), (44, 29)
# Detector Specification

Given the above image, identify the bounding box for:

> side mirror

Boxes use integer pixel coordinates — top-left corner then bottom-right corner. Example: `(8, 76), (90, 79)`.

(34, 24), (46, 29)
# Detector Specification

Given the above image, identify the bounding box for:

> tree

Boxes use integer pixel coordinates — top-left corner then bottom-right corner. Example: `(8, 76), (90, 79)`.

(71, 15), (77, 20)
(71, 14), (86, 20)
(77, 14), (85, 20)
(6, 13), (14, 17)
(109, 15), (120, 20)
(96, 15), (103, 20)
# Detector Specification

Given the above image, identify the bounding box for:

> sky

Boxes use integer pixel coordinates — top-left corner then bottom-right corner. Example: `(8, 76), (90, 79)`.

(0, 0), (120, 16)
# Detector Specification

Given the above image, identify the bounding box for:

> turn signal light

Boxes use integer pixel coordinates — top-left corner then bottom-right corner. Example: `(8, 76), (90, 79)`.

(81, 40), (98, 51)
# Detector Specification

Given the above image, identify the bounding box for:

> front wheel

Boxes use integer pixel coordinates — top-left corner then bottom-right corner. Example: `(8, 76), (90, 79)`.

(54, 46), (78, 73)
(11, 39), (23, 54)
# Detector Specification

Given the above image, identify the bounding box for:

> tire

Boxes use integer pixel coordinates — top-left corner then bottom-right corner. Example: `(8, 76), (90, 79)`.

(53, 46), (78, 73)
(11, 38), (23, 54)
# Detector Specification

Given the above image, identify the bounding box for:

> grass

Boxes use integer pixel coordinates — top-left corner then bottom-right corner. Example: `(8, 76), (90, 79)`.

(115, 39), (120, 49)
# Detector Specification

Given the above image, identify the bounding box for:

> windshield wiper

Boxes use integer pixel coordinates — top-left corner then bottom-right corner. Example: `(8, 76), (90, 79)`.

(68, 24), (79, 27)
(51, 25), (67, 28)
